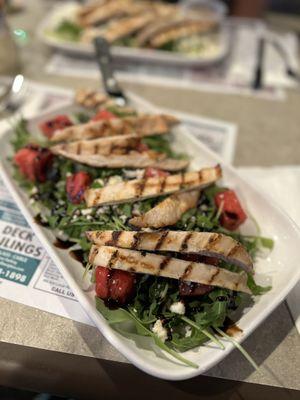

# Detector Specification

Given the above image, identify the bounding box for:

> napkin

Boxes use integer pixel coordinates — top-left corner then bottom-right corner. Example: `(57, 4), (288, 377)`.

(239, 166), (300, 333)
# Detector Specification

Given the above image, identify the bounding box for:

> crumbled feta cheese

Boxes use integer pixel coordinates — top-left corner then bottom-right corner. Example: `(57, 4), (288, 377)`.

(108, 175), (123, 185)
(123, 169), (144, 179)
(29, 198), (35, 205)
(141, 227), (154, 232)
(71, 215), (78, 221)
(66, 172), (72, 177)
(96, 206), (109, 215)
(30, 186), (38, 195)
(170, 301), (185, 315)
(185, 326), (192, 338)
(94, 178), (104, 186)
(86, 215), (93, 221)
(119, 215), (127, 223)
(152, 319), (168, 343)
(81, 208), (93, 216)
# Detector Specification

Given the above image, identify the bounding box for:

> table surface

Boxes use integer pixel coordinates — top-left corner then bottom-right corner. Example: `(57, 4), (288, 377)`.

(1, 1), (300, 397)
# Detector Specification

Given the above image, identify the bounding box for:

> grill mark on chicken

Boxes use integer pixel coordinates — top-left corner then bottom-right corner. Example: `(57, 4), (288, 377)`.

(181, 263), (193, 280)
(131, 232), (142, 249)
(154, 231), (169, 250)
(90, 245), (99, 264)
(158, 256), (171, 271)
(160, 176), (167, 193)
(206, 233), (222, 250)
(135, 179), (147, 197)
(207, 269), (220, 284)
(108, 249), (119, 269)
(105, 231), (122, 247)
(198, 170), (203, 182)
(179, 232), (193, 252)
(227, 244), (241, 258)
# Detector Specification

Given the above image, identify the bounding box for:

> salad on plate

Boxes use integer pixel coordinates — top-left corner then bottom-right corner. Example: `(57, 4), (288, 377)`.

(10, 88), (273, 369)
(48, 0), (222, 59)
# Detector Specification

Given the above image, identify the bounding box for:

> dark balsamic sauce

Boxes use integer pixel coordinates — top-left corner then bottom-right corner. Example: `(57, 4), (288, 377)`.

(53, 238), (74, 249)
(69, 249), (85, 265)
(223, 317), (243, 337)
(104, 298), (121, 310)
(34, 214), (48, 227)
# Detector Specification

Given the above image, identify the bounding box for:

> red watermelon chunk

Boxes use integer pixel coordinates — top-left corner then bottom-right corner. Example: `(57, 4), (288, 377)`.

(14, 145), (54, 183)
(39, 115), (73, 138)
(66, 171), (91, 204)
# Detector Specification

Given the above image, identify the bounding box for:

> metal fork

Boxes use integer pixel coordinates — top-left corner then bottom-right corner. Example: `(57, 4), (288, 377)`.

(93, 36), (127, 106)
(0, 74), (25, 115)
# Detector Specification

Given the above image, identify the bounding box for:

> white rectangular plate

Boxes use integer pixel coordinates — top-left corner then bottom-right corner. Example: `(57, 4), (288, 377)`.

(0, 93), (300, 380)
(38, 2), (230, 67)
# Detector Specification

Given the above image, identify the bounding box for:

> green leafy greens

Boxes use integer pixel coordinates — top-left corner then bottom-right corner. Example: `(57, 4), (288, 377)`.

(10, 116), (273, 369)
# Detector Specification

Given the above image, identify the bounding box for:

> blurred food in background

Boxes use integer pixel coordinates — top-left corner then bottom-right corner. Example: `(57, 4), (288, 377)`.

(48, 0), (226, 59)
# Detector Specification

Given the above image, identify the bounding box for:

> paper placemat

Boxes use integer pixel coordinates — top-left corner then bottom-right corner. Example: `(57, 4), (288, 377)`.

(45, 19), (299, 101)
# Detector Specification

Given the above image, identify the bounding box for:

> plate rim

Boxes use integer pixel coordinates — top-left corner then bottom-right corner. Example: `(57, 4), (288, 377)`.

(1, 94), (300, 380)
(37, 1), (230, 67)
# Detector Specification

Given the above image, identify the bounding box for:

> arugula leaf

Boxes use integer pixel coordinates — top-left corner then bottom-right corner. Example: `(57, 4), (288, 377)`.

(142, 135), (187, 159)
(95, 297), (198, 368)
(74, 112), (90, 124)
(247, 274), (271, 295)
(54, 20), (82, 42)
(106, 105), (137, 118)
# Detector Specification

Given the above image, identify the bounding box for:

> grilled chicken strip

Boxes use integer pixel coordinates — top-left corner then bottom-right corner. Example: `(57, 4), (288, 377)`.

(50, 135), (188, 170)
(149, 19), (217, 48)
(84, 165), (221, 207)
(51, 149), (188, 170)
(75, 88), (108, 109)
(78, 0), (142, 27)
(129, 190), (200, 228)
(51, 135), (141, 156)
(89, 245), (251, 294)
(50, 114), (179, 142)
(86, 230), (253, 273)
(136, 18), (216, 48)
(97, 14), (156, 43)
(77, 1), (109, 20)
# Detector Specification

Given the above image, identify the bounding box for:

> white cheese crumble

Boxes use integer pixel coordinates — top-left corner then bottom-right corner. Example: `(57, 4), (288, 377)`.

(123, 169), (144, 179)
(66, 172), (72, 177)
(119, 215), (127, 223)
(185, 326), (192, 338)
(30, 186), (38, 195)
(108, 175), (123, 185)
(152, 319), (168, 343)
(86, 215), (93, 221)
(96, 206), (109, 215)
(141, 227), (154, 232)
(81, 208), (93, 216)
(170, 301), (185, 315)
(94, 178), (104, 186)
